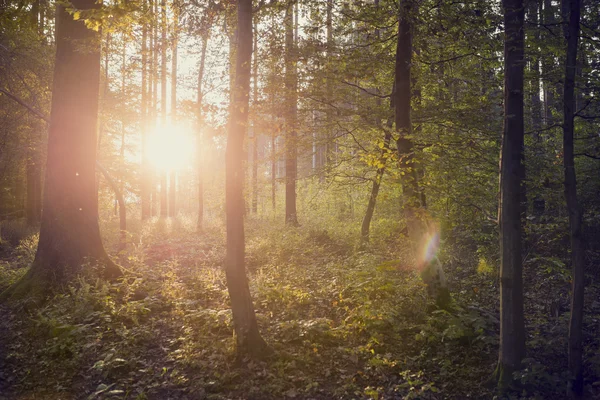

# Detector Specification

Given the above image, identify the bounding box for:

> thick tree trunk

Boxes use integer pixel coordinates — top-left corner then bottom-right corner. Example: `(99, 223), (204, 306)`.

(225, 0), (269, 357)
(563, 0), (584, 396)
(495, 0), (526, 389)
(4, 0), (121, 298)
(284, 1), (298, 226)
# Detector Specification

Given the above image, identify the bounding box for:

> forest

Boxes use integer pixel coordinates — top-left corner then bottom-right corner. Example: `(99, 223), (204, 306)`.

(0, 0), (599, 398)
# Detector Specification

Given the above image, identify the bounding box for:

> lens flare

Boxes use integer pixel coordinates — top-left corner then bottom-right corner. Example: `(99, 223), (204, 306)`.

(420, 228), (440, 267)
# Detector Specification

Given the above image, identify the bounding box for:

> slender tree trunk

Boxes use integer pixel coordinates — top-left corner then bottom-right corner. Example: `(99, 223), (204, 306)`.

(151, 0), (159, 217)
(159, 0), (168, 218)
(169, 4), (178, 218)
(495, 0), (526, 389)
(528, 2), (542, 135)
(197, 32), (209, 231)
(118, 40), (127, 248)
(225, 0), (269, 357)
(141, 0), (151, 220)
(542, 0), (557, 127)
(563, 0), (584, 396)
(251, 19), (259, 215)
(284, 1), (298, 226)
(325, 0), (333, 166)
(271, 126), (276, 212)
(359, 0), (387, 244)
(3, 0), (121, 298)
(360, 128), (391, 244)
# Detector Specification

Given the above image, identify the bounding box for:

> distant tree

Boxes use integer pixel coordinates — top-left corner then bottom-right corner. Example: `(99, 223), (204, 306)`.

(284, 0), (298, 226)
(197, 30), (209, 231)
(495, 0), (526, 389)
(225, 0), (269, 357)
(160, 0), (168, 218)
(141, 0), (152, 221)
(169, 1), (179, 218)
(3, 0), (121, 298)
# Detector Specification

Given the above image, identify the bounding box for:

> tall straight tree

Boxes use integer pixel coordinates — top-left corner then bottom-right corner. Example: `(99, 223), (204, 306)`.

(3, 0), (121, 297)
(169, 2), (178, 218)
(563, 0), (584, 396)
(495, 0), (526, 389)
(225, 0), (269, 356)
(197, 31), (209, 231)
(284, 0), (298, 226)
(141, 0), (152, 220)
(251, 18), (259, 215)
(394, 0), (448, 305)
(159, 0), (168, 218)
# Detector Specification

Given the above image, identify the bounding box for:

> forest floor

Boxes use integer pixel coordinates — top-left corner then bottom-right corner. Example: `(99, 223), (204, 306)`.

(0, 216), (598, 399)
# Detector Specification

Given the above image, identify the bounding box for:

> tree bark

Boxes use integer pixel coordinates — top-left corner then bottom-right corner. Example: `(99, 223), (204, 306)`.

(563, 0), (584, 396)
(284, 1), (298, 226)
(495, 0), (526, 389)
(225, 0), (269, 357)
(3, 0), (121, 298)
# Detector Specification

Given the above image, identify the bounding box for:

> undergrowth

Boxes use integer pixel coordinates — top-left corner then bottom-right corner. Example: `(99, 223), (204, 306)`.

(0, 215), (594, 399)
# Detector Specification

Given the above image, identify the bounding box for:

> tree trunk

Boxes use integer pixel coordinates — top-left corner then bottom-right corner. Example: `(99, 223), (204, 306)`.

(225, 0), (269, 358)
(251, 19), (259, 215)
(284, 1), (298, 226)
(495, 0), (526, 389)
(325, 0), (333, 166)
(360, 128), (391, 244)
(3, 0), (121, 298)
(271, 126), (276, 212)
(563, 0), (584, 396)
(169, 5), (178, 218)
(542, 0), (557, 127)
(151, 0), (158, 218)
(141, 0), (151, 220)
(159, 0), (168, 218)
(197, 33), (209, 231)
(394, 0), (448, 306)
(118, 40), (127, 248)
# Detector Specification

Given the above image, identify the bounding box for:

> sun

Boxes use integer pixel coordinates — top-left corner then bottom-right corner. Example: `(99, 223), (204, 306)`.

(146, 120), (195, 171)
